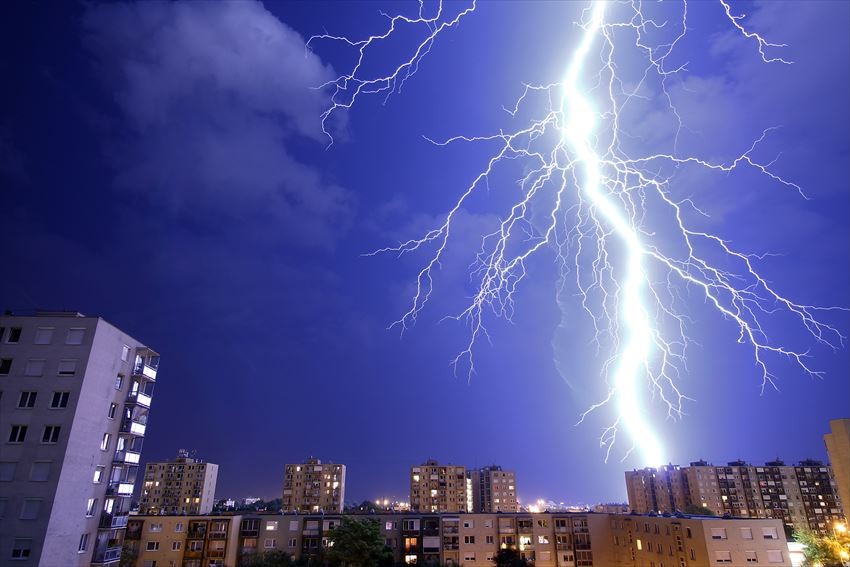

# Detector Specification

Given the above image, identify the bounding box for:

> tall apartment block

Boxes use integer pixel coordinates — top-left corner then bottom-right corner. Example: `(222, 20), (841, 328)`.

(139, 450), (219, 515)
(626, 459), (844, 536)
(0, 311), (159, 566)
(281, 458), (345, 513)
(124, 511), (794, 567)
(468, 465), (518, 512)
(825, 418), (850, 523)
(410, 460), (468, 513)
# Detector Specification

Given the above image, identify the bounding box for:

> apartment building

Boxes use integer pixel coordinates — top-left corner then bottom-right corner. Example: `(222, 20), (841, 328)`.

(626, 459), (844, 536)
(410, 460), (468, 513)
(140, 450), (219, 515)
(825, 418), (850, 523)
(281, 457), (345, 513)
(124, 511), (792, 567)
(0, 311), (159, 566)
(468, 465), (518, 512)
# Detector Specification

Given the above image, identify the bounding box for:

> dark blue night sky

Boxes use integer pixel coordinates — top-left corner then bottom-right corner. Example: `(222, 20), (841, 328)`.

(1, 1), (848, 505)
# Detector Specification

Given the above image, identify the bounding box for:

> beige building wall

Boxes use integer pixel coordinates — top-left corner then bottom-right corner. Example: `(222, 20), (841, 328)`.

(410, 460), (468, 513)
(825, 418), (850, 523)
(140, 451), (219, 515)
(281, 457), (345, 513)
(124, 515), (240, 567)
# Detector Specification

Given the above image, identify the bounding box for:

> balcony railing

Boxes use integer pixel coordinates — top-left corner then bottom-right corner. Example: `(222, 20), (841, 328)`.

(114, 450), (141, 465)
(133, 362), (157, 380)
(127, 391), (152, 408)
(99, 512), (129, 529)
(106, 482), (134, 496)
(91, 546), (122, 564)
(120, 420), (147, 436)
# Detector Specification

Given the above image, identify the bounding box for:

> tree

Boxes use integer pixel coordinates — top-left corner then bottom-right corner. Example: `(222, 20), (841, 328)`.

(325, 517), (393, 567)
(492, 548), (532, 567)
(795, 527), (850, 567)
(683, 505), (716, 516)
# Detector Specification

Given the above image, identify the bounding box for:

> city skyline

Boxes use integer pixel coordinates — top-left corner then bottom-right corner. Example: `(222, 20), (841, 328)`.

(1, 0), (848, 508)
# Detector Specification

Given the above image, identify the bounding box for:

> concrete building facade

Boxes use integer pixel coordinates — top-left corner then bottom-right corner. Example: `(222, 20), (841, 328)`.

(467, 465), (518, 513)
(281, 457), (345, 513)
(123, 511), (793, 567)
(140, 450), (219, 515)
(410, 460), (468, 513)
(0, 311), (159, 566)
(825, 418), (850, 524)
(626, 459), (844, 536)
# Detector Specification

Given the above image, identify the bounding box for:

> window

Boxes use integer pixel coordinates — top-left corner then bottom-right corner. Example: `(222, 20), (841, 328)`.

(265, 539), (277, 549)
(57, 359), (77, 376)
(50, 391), (69, 409)
(146, 541), (160, 551)
(714, 551), (732, 564)
(20, 499), (41, 520)
(121, 345), (130, 362)
(78, 533), (89, 553)
(464, 553), (476, 562)
(289, 521), (299, 531)
(0, 462), (15, 481)
(0, 358), (12, 375)
(174, 523), (184, 532)
(6, 328), (21, 343)
(463, 520), (474, 529)
(288, 539), (297, 548)
(685, 527), (693, 539)
(24, 359), (44, 377)
(745, 551), (758, 563)
(464, 536), (475, 544)
(86, 499), (97, 517)
(762, 527), (778, 540)
(484, 519), (493, 528)
(42, 425), (60, 444)
(34, 327), (54, 345)
(767, 550), (784, 563)
(740, 527), (753, 539)
(710, 528), (727, 540)
(29, 462), (50, 482)
(10, 538), (32, 559)
(66, 328), (85, 345)
(107, 403), (117, 419)
(115, 374), (124, 390)
(266, 521), (278, 531)
(172, 541), (182, 551)
(17, 391), (37, 408)
(100, 433), (110, 451)
(486, 535), (494, 544)
(189, 541), (203, 552)
(538, 535), (550, 544)
(8, 425), (27, 443)
(150, 523), (163, 532)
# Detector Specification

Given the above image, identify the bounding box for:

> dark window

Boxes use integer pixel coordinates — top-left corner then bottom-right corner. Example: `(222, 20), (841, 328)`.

(42, 426), (60, 444)
(8, 425), (27, 443)
(7, 328), (22, 343)
(50, 392), (70, 409)
(0, 359), (11, 375)
(17, 391), (37, 408)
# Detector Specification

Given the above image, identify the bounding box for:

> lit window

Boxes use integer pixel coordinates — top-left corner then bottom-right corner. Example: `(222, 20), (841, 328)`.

(121, 345), (130, 362)
(100, 433), (110, 451)
(115, 374), (124, 390)
(266, 521), (278, 531)
(107, 403), (117, 419)
(85, 499), (97, 517)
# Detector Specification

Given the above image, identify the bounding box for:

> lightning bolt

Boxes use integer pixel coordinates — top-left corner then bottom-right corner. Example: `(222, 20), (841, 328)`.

(311, 1), (846, 465)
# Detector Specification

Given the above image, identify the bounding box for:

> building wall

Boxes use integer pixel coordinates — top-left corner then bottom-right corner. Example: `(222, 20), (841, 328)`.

(468, 466), (518, 513)
(281, 458), (345, 513)
(140, 456), (219, 515)
(125, 512), (794, 567)
(410, 460), (467, 513)
(0, 312), (157, 567)
(825, 418), (850, 524)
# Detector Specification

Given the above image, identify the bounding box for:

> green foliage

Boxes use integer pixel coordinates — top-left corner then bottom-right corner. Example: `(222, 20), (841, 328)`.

(492, 548), (532, 567)
(325, 517), (394, 567)
(794, 527), (850, 567)
(683, 505), (716, 516)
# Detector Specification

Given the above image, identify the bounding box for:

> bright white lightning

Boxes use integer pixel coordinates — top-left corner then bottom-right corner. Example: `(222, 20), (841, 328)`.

(311, 1), (846, 465)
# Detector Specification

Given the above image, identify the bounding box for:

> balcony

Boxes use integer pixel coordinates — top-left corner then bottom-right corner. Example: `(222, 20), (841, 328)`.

(91, 546), (122, 565)
(127, 391), (152, 408)
(114, 450), (141, 465)
(106, 482), (134, 496)
(120, 420), (147, 436)
(100, 512), (129, 529)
